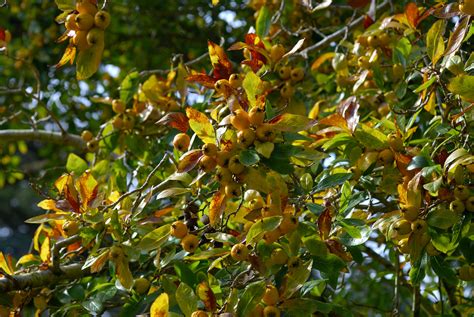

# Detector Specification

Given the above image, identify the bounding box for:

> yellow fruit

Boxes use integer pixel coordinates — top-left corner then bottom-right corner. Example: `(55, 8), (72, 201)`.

(379, 32), (390, 46)
(215, 150), (232, 167)
(465, 196), (474, 212)
(112, 99), (125, 114)
(403, 205), (419, 222)
(225, 182), (242, 198)
(133, 277), (151, 295)
(237, 128), (256, 148)
(231, 243), (249, 261)
(75, 13), (95, 31)
(270, 44), (285, 62)
(87, 139), (99, 152)
(4, 30), (11, 43)
(263, 229), (280, 244)
(228, 155), (245, 175)
(270, 248), (288, 265)
(367, 35), (379, 47)
(112, 116), (123, 129)
(248, 197), (264, 210)
(256, 124), (276, 142)
(215, 167), (233, 184)
(191, 311), (208, 317)
(378, 148), (394, 165)
(278, 66), (291, 80)
(81, 130), (94, 142)
(86, 27), (104, 46)
(249, 304), (264, 317)
(73, 30), (91, 51)
(393, 219), (412, 236)
(171, 221), (188, 239)
(173, 133), (190, 152)
(122, 115), (135, 130)
(280, 82), (294, 99)
(65, 14), (78, 30)
(411, 219), (427, 233)
(279, 214), (298, 234)
(199, 155), (217, 173)
(290, 67), (304, 82)
(262, 285), (279, 306)
(214, 79), (230, 94)
(449, 199), (465, 214)
(460, 1), (474, 15)
(454, 185), (470, 201)
(357, 35), (368, 46)
(357, 56), (370, 68)
(398, 238), (410, 254)
(181, 234), (199, 253)
(76, 0), (98, 15)
(94, 11), (111, 29)
(249, 106), (265, 126)
(62, 220), (80, 236)
(202, 143), (218, 157)
(229, 73), (243, 88)
(231, 109), (251, 131)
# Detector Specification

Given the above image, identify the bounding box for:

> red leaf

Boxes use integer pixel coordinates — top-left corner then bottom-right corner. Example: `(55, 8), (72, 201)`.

(186, 73), (217, 88)
(363, 15), (374, 28)
(326, 239), (353, 262)
(177, 149), (203, 173)
(348, 0), (370, 9)
(156, 112), (189, 132)
(196, 282), (217, 311)
(0, 28), (5, 41)
(405, 3), (420, 28)
(338, 97), (360, 133)
(209, 190), (227, 226)
(318, 208), (332, 240)
(208, 40), (232, 80)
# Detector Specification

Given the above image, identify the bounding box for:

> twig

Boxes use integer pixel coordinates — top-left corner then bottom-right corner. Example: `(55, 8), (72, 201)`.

(139, 51), (209, 78)
(51, 235), (82, 273)
(412, 284), (421, 317)
(392, 252), (400, 317)
(0, 129), (86, 150)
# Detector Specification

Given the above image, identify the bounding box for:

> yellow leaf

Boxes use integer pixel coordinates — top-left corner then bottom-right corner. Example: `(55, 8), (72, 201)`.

(76, 41), (104, 80)
(37, 199), (61, 212)
(40, 236), (51, 263)
(77, 171), (98, 208)
(311, 52), (335, 71)
(212, 0), (220, 5)
(54, 174), (69, 193)
(150, 292), (169, 317)
(115, 256), (134, 289)
(107, 191), (121, 204)
(0, 252), (13, 275)
(209, 190), (227, 226)
(17, 254), (40, 266)
(424, 92), (436, 114)
(407, 172), (422, 209)
(55, 44), (76, 68)
(186, 107), (216, 144)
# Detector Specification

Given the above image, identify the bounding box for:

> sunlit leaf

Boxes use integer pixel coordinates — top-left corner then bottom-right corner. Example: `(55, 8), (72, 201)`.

(55, 44), (76, 68)
(76, 41), (104, 80)
(247, 216), (282, 244)
(138, 224), (171, 251)
(447, 75), (474, 101)
(177, 149), (203, 173)
(426, 20), (445, 65)
(156, 112), (189, 133)
(186, 107), (215, 144)
(150, 292), (169, 317)
(209, 190), (227, 226)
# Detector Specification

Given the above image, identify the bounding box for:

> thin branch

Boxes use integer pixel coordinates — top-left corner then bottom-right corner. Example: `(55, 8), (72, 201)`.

(0, 129), (86, 150)
(392, 252), (400, 317)
(296, 0), (390, 58)
(412, 284), (421, 317)
(51, 235), (81, 273)
(139, 51), (209, 77)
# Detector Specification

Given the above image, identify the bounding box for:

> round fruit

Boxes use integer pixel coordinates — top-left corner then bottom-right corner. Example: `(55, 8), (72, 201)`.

(454, 185), (470, 201)
(199, 155), (217, 173)
(379, 32), (390, 46)
(112, 99), (125, 114)
(215, 151), (232, 167)
(393, 219), (411, 236)
(367, 35), (379, 47)
(86, 27), (104, 46)
(75, 13), (94, 31)
(231, 109), (251, 131)
(133, 277), (151, 295)
(191, 311), (208, 317)
(4, 30), (11, 43)
(398, 238), (410, 254)
(465, 196), (474, 212)
(411, 219), (427, 233)
(280, 82), (294, 99)
(449, 199), (465, 214)
(65, 14), (78, 30)
(270, 248), (288, 265)
(73, 30), (91, 51)
(387, 133), (403, 151)
(249, 106), (265, 126)
(460, 0), (474, 15)
(62, 220), (80, 236)
(279, 214), (298, 234)
(87, 139), (99, 152)
(202, 143), (218, 157)
(122, 115), (135, 130)
(173, 133), (190, 152)
(237, 128), (256, 148)
(229, 73), (242, 88)
(357, 56), (370, 68)
(228, 155), (245, 175)
(403, 205), (419, 222)
(392, 63), (404, 81)
(378, 148), (394, 165)
(76, 0), (98, 15)
(270, 44), (285, 62)
(109, 245), (123, 259)
(263, 229), (280, 244)
(171, 221), (188, 239)
(94, 11), (111, 29)
(357, 35), (368, 46)
(225, 182), (242, 198)
(249, 305), (264, 317)
(290, 67), (304, 82)
(256, 124), (276, 142)
(181, 234), (199, 253)
(230, 243), (249, 261)
(81, 130), (94, 142)
(278, 66), (291, 80)
(262, 285), (279, 306)
(214, 79), (230, 94)
(112, 116), (123, 129)
(248, 198), (264, 210)
(215, 167), (232, 184)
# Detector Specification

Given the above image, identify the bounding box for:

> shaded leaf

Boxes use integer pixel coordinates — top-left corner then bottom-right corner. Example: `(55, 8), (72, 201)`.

(196, 282), (217, 311)
(138, 224), (171, 251)
(256, 6), (271, 38)
(447, 75), (474, 101)
(156, 112), (189, 133)
(426, 20), (446, 65)
(318, 208), (331, 240)
(176, 283), (198, 317)
(177, 150), (203, 173)
(444, 15), (470, 57)
(236, 280), (266, 317)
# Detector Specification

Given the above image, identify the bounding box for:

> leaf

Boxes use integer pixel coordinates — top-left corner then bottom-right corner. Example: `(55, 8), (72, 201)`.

(282, 38), (305, 59)
(150, 293), (169, 317)
(186, 73), (217, 88)
(413, 76), (436, 93)
(37, 199), (62, 212)
(156, 188), (191, 200)
(282, 259), (313, 298)
(196, 282), (217, 311)
(254, 141), (274, 159)
(120, 71), (140, 104)
(354, 123), (387, 150)
(211, 0), (219, 5)
(338, 97), (359, 133)
(78, 171), (98, 208)
(209, 190), (227, 226)
(236, 280), (266, 317)
(208, 40), (232, 79)
(55, 44), (76, 68)
(405, 3), (419, 29)
(247, 216), (282, 244)
(40, 236), (51, 263)
(25, 213), (68, 224)
(444, 15), (470, 57)
(311, 52), (335, 71)
(66, 153), (88, 174)
(409, 256), (426, 285)
(447, 75), (474, 101)
(318, 208), (331, 240)
(185, 248), (228, 261)
(312, 173), (354, 193)
(115, 257), (134, 289)
(176, 283), (198, 317)
(138, 224), (171, 251)
(430, 256), (458, 285)
(0, 252), (13, 275)
(177, 150), (203, 173)
(82, 250), (110, 273)
(406, 172), (422, 209)
(243, 71), (262, 108)
(156, 112), (189, 133)
(269, 113), (317, 132)
(76, 42), (104, 80)
(55, 0), (75, 11)
(239, 149), (260, 166)
(427, 204), (460, 229)
(186, 107), (215, 144)
(256, 6), (271, 38)
(426, 20), (446, 65)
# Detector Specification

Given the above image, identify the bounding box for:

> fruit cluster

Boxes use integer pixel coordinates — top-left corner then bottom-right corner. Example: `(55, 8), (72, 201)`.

(171, 220), (200, 253)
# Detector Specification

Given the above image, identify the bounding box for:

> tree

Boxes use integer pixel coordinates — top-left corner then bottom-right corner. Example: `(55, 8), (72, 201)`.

(0, 0), (473, 316)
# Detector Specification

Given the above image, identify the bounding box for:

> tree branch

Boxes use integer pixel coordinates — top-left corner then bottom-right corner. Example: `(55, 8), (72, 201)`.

(0, 263), (90, 293)
(296, 0), (390, 58)
(0, 129), (86, 151)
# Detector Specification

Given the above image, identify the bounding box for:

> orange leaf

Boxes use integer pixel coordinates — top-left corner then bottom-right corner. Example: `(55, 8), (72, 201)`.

(78, 171), (98, 208)
(90, 251), (110, 273)
(156, 112), (189, 133)
(150, 293), (169, 317)
(186, 107), (216, 144)
(318, 208), (332, 240)
(37, 199), (62, 212)
(311, 52), (335, 71)
(208, 40), (232, 79)
(177, 149), (203, 173)
(326, 239), (352, 262)
(209, 190), (227, 226)
(186, 73), (217, 88)
(196, 281), (217, 311)
(154, 206), (175, 218)
(0, 252), (14, 275)
(405, 3), (420, 28)
(319, 113), (348, 131)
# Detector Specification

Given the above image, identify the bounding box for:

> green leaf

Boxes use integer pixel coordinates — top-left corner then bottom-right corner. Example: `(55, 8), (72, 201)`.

(338, 220), (371, 246)
(407, 155), (432, 170)
(174, 262), (197, 288)
(176, 282), (199, 317)
(25, 213), (68, 224)
(448, 75), (474, 101)
(76, 42), (104, 80)
(55, 0), (75, 11)
(270, 113), (317, 133)
(204, 232), (239, 245)
(247, 216), (282, 244)
(430, 256), (458, 285)
(354, 124), (387, 150)
(426, 20), (446, 65)
(120, 71), (140, 104)
(236, 280), (266, 317)
(138, 224), (171, 251)
(312, 173), (353, 193)
(239, 149), (260, 166)
(254, 141), (274, 159)
(427, 204), (460, 229)
(185, 248), (228, 261)
(256, 6), (271, 38)
(186, 107), (216, 144)
(66, 153), (88, 174)
(409, 256), (426, 285)
(413, 76), (437, 93)
(282, 259), (313, 298)
(243, 71), (262, 108)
